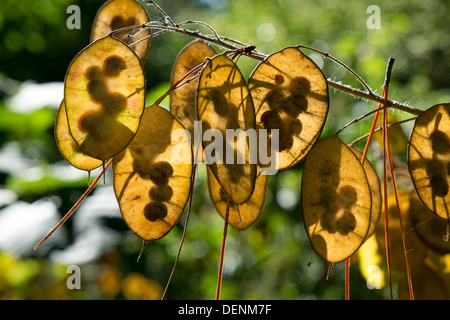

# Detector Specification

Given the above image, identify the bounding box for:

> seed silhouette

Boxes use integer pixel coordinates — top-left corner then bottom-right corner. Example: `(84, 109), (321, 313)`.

(113, 105), (193, 241)
(64, 35), (145, 161)
(248, 47), (329, 171)
(90, 0), (151, 63)
(301, 135), (371, 263)
(54, 100), (102, 172)
(197, 53), (256, 205)
(170, 40), (217, 163)
(408, 103), (450, 220)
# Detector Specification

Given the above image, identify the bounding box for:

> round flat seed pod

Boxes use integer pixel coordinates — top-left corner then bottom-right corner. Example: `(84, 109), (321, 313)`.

(248, 46), (329, 171)
(301, 135), (372, 263)
(55, 100), (103, 171)
(170, 40), (217, 161)
(409, 191), (450, 253)
(408, 103), (450, 220)
(207, 166), (267, 230)
(197, 54), (256, 205)
(64, 35), (146, 161)
(350, 147), (381, 241)
(113, 105), (193, 241)
(91, 0), (151, 63)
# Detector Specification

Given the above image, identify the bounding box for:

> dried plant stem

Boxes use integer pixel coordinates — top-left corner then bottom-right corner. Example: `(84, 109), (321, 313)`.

(216, 199), (230, 300)
(34, 159), (113, 250)
(137, 3), (425, 117)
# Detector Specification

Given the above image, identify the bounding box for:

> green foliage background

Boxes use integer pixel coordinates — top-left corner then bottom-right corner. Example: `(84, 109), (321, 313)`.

(0, 0), (449, 300)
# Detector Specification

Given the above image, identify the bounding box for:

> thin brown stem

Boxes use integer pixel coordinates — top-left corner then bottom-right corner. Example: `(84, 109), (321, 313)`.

(34, 159), (113, 250)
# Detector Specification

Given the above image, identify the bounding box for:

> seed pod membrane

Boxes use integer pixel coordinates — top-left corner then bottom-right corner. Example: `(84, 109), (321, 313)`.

(170, 40), (216, 155)
(64, 35), (146, 161)
(350, 147), (381, 241)
(301, 135), (371, 263)
(248, 46), (329, 171)
(197, 54), (256, 205)
(91, 0), (151, 63)
(55, 100), (103, 172)
(207, 166), (267, 230)
(408, 103), (450, 220)
(113, 105), (193, 241)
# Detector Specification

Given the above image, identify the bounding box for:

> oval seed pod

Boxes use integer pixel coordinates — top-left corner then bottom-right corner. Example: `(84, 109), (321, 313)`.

(55, 100), (103, 171)
(301, 135), (372, 263)
(197, 54), (256, 205)
(248, 46), (329, 171)
(350, 147), (381, 241)
(408, 103), (450, 220)
(170, 40), (217, 162)
(90, 0), (151, 63)
(113, 105), (193, 241)
(207, 166), (267, 230)
(64, 35), (146, 161)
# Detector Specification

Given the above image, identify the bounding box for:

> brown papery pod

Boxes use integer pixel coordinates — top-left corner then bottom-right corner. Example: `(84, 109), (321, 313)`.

(207, 166), (267, 230)
(408, 103), (450, 221)
(64, 35), (146, 161)
(91, 0), (151, 63)
(301, 135), (371, 263)
(197, 54), (256, 205)
(55, 100), (103, 172)
(113, 105), (193, 241)
(170, 40), (217, 157)
(350, 147), (381, 241)
(248, 46), (329, 171)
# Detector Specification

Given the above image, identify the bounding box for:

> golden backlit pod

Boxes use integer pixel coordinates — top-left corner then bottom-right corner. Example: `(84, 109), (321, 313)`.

(408, 103), (450, 220)
(248, 46), (329, 171)
(91, 0), (151, 63)
(197, 54), (257, 205)
(64, 35), (146, 161)
(301, 135), (371, 263)
(350, 147), (381, 241)
(113, 105), (193, 241)
(409, 191), (450, 253)
(207, 166), (267, 230)
(170, 40), (217, 156)
(55, 100), (103, 172)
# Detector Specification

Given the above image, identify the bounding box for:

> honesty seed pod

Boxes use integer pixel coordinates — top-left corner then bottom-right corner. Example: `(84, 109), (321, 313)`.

(91, 0), (151, 63)
(248, 46), (329, 171)
(408, 103), (450, 220)
(64, 35), (146, 162)
(113, 105), (193, 241)
(197, 53), (257, 205)
(301, 135), (372, 263)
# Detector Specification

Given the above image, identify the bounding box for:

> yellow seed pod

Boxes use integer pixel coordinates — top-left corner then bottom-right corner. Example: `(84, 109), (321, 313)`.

(248, 46), (329, 171)
(170, 40), (216, 153)
(350, 147), (381, 241)
(113, 105), (193, 241)
(197, 54), (256, 205)
(64, 35), (146, 161)
(301, 135), (371, 263)
(91, 0), (151, 63)
(207, 166), (267, 230)
(55, 100), (103, 172)
(408, 103), (450, 220)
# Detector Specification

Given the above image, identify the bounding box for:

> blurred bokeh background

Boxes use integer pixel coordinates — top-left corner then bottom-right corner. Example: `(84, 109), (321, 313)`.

(0, 0), (449, 300)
